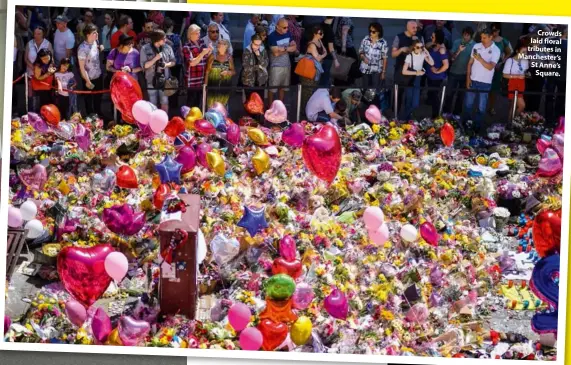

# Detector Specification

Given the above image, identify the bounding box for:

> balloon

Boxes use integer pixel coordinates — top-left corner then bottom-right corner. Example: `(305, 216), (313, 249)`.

(8, 206), (23, 228)
(533, 209), (562, 258)
(420, 221), (439, 246)
(4, 315), (11, 335)
(365, 105), (382, 124)
(92, 168), (116, 193)
(19, 200), (38, 221)
(164, 116), (186, 137)
(206, 151), (226, 176)
(210, 102), (228, 117)
(281, 123), (305, 148)
(153, 183), (171, 210)
(205, 110), (225, 128)
(226, 121), (241, 145)
(554, 116), (565, 134)
(252, 147), (270, 175)
(102, 204), (146, 236)
(117, 316), (150, 346)
(239, 327), (263, 351)
(537, 148), (562, 177)
(197, 229), (207, 264)
(244, 92), (264, 115)
(131, 100), (156, 126)
(279, 235), (297, 262)
(180, 106), (191, 119)
(363, 206), (384, 230)
(264, 274), (296, 301)
(302, 125), (342, 184)
(324, 288), (348, 320)
(247, 128), (268, 145)
(369, 223), (389, 246)
(228, 303), (252, 331)
(264, 100), (288, 124)
(176, 146), (197, 173)
(27, 112), (49, 132)
(116, 165), (138, 189)
(196, 142), (213, 167)
(537, 137), (551, 155)
(272, 258), (302, 279)
(185, 107), (203, 129)
(174, 131), (195, 151)
(400, 224), (418, 242)
(155, 155), (183, 184)
(259, 297), (298, 323)
(74, 123), (92, 151)
(104, 252), (129, 282)
(440, 122), (455, 147)
(106, 328), (123, 346)
(55, 122), (74, 140)
(110, 72), (143, 124)
(406, 303), (429, 323)
(292, 283), (314, 310)
(92, 307), (112, 342)
(24, 219), (44, 239)
(258, 319), (288, 351)
(291, 316), (312, 346)
(18, 164), (47, 191)
(57, 244), (114, 308)
(40, 104), (61, 126)
(552, 133), (564, 159)
(210, 233), (240, 266)
(237, 205), (269, 237)
(194, 119), (217, 136)
(149, 109), (168, 134)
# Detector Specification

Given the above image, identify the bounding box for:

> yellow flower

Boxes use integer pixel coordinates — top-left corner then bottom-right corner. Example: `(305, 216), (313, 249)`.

(381, 310), (394, 321)
(371, 125), (381, 134)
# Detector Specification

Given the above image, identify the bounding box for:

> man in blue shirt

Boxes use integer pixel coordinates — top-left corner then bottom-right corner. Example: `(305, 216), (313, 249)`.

(444, 26), (475, 116)
(243, 14), (261, 50)
(268, 18), (297, 103)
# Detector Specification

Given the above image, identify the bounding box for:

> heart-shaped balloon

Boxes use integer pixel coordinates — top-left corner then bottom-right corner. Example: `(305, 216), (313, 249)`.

(116, 165), (138, 189)
(194, 119), (217, 136)
(257, 319), (288, 351)
(41, 104), (61, 126)
(248, 128), (268, 146)
(210, 102), (228, 117)
(420, 221), (439, 246)
(55, 122), (74, 140)
(226, 121), (241, 145)
(555, 116), (565, 135)
(533, 209), (562, 258)
(110, 72), (143, 124)
(536, 136), (551, 155)
(537, 148), (562, 177)
(441, 122), (455, 147)
(164, 117), (186, 138)
(264, 100), (287, 124)
(206, 151), (226, 176)
(57, 244), (114, 308)
(365, 105), (382, 124)
(92, 307), (112, 342)
(252, 147), (270, 175)
(27, 112), (49, 132)
(272, 257), (303, 279)
(552, 133), (564, 159)
(292, 282), (314, 310)
(75, 123), (92, 151)
(153, 183), (171, 210)
(205, 110), (225, 128)
(18, 164), (48, 191)
(185, 107), (203, 129)
(210, 233), (240, 266)
(324, 288), (348, 320)
(244, 92), (264, 115)
(279, 235), (297, 262)
(117, 316), (150, 346)
(302, 125), (342, 184)
(282, 123), (305, 148)
(176, 146), (197, 173)
(102, 204), (146, 236)
(196, 142), (213, 167)
(92, 168), (116, 193)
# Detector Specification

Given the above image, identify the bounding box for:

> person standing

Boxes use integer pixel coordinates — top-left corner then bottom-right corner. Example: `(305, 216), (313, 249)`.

(445, 26), (475, 116)
(399, 40), (434, 120)
(503, 40), (529, 122)
(101, 11), (118, 60)
(203, 23), (234, 56)
(31, 49), (56, 112)
(204, 39), (235, 109)
(53, 15), (75, 66)
(55, 58), (76, 120)
(76, 10), (95, 44)
(141, 30), (176, 112)
(425, 29), (449, 118)
(111, 15), (137, 50)
(78, 24), (103, 117)
(358, 22), (388, 91)
(25, 26), (52, 77)
(391, 20), (421, 115)
(423, 20), (452, 49)
(268, 18), (297, 103)
(243, 14), (261, 50)
(164, 17), (183, 108)
(299, 25), (327, 114)
(210, 13), (231, 46)
(137, 19), (155, 50)
(319, 16), (337, 87)
(242, 34), (269, 98)
(332, 17), (358, 85)
(487, 23), (512, 115)
(183, 24), (213, 109)
(107, 34), (142, 79)
(463, 28), (501, 135)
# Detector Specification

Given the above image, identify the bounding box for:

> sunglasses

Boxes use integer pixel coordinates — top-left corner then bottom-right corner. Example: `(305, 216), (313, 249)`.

(369, 30), (378, 33)
(209, 30), (220, 33)
(317, 31), (323, 35)
(414, 46), (422, 49)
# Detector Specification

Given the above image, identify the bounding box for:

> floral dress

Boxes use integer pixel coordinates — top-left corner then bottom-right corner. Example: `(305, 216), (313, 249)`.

(206, 57), (232, 109)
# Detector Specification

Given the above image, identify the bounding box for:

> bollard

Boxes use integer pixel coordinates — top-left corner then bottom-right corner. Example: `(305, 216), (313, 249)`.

(202, 84), (207, 115)
(24, 74), (28, 112)
(296, 84), (302, 122)
(512, 90), (518, 120)
(394, 84), (399, 119)
(439, 85), (447, 116)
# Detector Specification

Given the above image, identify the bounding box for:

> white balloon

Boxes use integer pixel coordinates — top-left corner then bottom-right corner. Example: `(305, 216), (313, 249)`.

(400, 224), (418, 243)
(197, 229), (207, 264)
(25, 219), (44, 239)
(20, 200), (38, 221)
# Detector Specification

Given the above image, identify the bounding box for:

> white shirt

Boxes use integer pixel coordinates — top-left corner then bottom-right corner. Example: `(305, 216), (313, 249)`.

(470, 42), (501, 84)
(26, 39), (51, 75)
(503, 57), (529, 76)
(55, 71), (75, 97)
(404, 52), (425, 72)
(53, 28), (75, 65)
(306, 89), (334, 122)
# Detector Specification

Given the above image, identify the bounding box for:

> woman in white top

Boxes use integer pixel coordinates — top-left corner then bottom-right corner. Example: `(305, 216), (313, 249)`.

(24, 26), (53, 76)
(503, 40), (530, 121)
(400, 39), (434, 120)
(101, 11), (118, 58)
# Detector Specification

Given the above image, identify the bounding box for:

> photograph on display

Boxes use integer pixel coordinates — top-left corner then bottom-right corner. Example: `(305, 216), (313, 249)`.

(1, 1), (569, 362)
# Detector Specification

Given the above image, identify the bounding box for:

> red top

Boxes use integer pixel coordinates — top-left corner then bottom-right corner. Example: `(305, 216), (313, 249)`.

(110, 30), (138, 50)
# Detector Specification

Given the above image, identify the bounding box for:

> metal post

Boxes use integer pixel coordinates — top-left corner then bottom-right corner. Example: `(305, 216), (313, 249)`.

(114, 106), (117, 122)
(439, 85), (446, 117)
(24, 74), (29, 112)
(296, 84), (302, 121)
(202, 84), (207, 115)
(512, 90), (518, 120)
(394, 84), (399, 120)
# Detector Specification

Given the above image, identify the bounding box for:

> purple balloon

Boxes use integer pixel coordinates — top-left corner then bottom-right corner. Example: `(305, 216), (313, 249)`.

(282, 123), (305, 148)
(226, 122), (241, 145)
(324, 288), (348, 320)
(155, 155), (183, 184)
(92, 307), (112, 343)
(102, 204), (146, 236)
(4, 315), (11, 334)
(65, 299), (87, 327)
(279, 235), (297, 262)
(175, 146), (197, 173)
(292, 282), (314, 310)
(196, 142), (213, 167)
(180, 106), (191, 119)
(75, 124), (92, 151)
(27, 112), (49, 133)
(118, 316), (150, 346)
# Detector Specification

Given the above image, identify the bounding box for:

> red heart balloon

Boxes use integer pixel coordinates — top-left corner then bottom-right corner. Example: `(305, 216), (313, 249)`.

(257, 319), (288, 351)
(302, 125), (342, 184)
(271, 257), (302, 279)
(440, 122), (455, 147)
(153, 183), (171, 210)
(164, 117), (186, 138)
(194, 119), (217, 136)
(57, 244), (114, 308)
(41, 104), (61, 126)
(116, 165), (138, 189)
(110, 72), (143, 124)
(533, 209), (562, 258)
(244, 92), (264, 115)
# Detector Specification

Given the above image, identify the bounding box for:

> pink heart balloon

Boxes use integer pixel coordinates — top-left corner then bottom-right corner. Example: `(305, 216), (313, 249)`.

(406, 303), (429, 323)
(196, 142), (213, 167)
(176, 146), (197, 173)
(264, 100), (288, 124)
(57, 244), (114, 308)
(194, 119), (217, 136)
(292, 282), (314, 310)
(102, 204), (145, 236)
(279, 235), (297, 262)
(324, 288), (348, 320)
(537, 148), (563, 177)
(282, 123), (305, 148)
(75, 124), (92, 151)
(18, 164), (48, 191)
(552, 134), (564, 159)
(118, 316), (150, 346)
(365, 105), (382, 124)
(92, 307), (112, 342)
(226, 122), (241, 145)
(420, 221), (439, 246)
(210, 102), (228, 118)
(536, 137), (551, 155)
(302, 125), (342, 184)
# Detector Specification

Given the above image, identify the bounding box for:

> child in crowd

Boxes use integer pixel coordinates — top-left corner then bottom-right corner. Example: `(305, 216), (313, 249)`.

(54, 58), (76, 120)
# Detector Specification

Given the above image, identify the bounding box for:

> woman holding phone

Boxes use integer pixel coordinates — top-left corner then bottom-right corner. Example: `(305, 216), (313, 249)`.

(400, 39), (434, 120)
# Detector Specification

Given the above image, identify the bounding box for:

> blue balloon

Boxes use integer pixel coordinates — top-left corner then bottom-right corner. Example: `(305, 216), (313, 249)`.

(237, 205), (269, 237)
(155, 155), (183, 184)
(216, 121), (227, 133)
(205, 110), (225, 128)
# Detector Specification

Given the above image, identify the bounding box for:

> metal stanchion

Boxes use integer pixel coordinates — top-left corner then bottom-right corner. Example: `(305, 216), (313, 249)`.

(24, 74), (28, 112)
(296, 84), (302, 121)
(439, 85), (446, 116)
(114, 106), (117, 122)
(202, 84), (207, 115)
(512, 90), (518, 120)
(394, 84), (399, 119)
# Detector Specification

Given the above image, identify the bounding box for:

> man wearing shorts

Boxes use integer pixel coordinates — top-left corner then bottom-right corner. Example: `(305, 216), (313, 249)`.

(141, 30), (176, 112)
(268, 18), (297, 103)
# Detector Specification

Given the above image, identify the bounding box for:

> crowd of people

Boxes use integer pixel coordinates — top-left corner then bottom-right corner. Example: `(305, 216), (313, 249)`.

(13, 8), (568, 134)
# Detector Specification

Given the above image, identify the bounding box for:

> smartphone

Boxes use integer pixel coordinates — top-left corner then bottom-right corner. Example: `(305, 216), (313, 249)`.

(473, 48), (478, 56)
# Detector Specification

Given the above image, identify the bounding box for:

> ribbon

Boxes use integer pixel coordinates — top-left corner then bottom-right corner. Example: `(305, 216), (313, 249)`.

(160, 229), (188, 265)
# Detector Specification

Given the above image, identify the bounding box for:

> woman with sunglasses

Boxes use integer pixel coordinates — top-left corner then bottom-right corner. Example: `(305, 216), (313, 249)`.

(503, 39), (529, 122)
(358, 22), (388, 91)
(400, 39), (434, 120)
(299, 25), (327, 114)
(488, 23), (512, 116)
(425, 29), (449, 118)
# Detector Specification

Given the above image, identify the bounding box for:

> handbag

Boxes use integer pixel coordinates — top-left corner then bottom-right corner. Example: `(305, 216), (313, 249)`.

(295, 56), (317, 80)
(400, 54), (418, 87)
(330, 54), (355, 82)
(164, 76), (179, 97)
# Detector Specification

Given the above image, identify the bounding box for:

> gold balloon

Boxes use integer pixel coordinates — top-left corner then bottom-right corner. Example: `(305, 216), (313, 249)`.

(105, 328), (123, 346)
(247, 128), (268, 145)
(206, 151), (226, 176)
(290, 316), (312, 346)
(252, 148), (270, 175)
(185, 107), (203, 130)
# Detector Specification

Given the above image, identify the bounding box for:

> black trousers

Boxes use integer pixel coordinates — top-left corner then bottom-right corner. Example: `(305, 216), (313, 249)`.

(186, 87), (203, 110)
(427, 78), (445, 118)
(525, 73), (544, 113)
(57, 95), (70, 120)
(81, 76), (103, 117)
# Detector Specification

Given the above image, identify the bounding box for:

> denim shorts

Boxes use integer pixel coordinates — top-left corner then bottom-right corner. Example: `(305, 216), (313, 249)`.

(148, 89), (169, 106)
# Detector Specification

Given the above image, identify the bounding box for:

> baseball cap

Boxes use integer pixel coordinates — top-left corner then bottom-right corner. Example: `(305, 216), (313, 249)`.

(55, 15), (69, 23)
